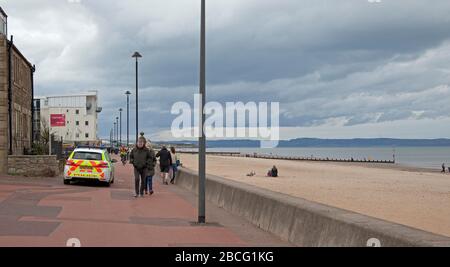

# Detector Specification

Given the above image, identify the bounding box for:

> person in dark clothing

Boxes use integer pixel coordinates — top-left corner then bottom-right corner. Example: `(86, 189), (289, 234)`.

(170, 147), (179, 184)
(442, 163), (446, 173)
(156, 146), (172, 185)
(271, 166), (278, 177)
(144, 142), (157, 195)
(129, 135), (153, 197)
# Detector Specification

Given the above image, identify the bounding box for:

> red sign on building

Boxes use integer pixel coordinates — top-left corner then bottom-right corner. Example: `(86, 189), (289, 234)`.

(50, 114), (66, 127)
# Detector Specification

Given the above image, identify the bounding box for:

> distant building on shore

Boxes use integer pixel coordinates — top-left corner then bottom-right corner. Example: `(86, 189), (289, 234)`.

(0, 7), (35, 174)
(33, 92), (103, 144)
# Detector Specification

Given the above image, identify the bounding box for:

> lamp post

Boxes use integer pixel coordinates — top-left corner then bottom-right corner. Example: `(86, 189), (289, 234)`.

(110, 128), (113, 150)
(117, 121), (120, 145)
(125, 91), (131, 146)
(113, 122), (117, 147)
(132, 52), (142, 144)
(198, 0), (206, 224)
(119, 108), (123, 146)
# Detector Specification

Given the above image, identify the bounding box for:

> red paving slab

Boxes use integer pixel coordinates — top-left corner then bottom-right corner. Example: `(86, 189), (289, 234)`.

(0, 158), (290, 247)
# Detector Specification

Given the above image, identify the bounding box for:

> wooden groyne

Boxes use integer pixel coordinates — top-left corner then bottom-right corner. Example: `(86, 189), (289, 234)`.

(179, 151), (395, 164)
(179, 151), (241, 157)
(238, 153), (395, 164)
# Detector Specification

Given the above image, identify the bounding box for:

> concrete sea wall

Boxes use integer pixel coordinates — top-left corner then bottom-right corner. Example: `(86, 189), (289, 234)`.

(176, 168), (450, 247)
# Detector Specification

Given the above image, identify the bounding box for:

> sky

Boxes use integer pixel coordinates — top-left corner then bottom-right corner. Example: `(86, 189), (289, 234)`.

(1, 0), (450, 141)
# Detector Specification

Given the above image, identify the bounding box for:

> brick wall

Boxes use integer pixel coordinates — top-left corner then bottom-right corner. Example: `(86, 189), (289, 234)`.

(11, 44), (32, 155)
(0, 35), (33, 174)
(7, 155), (60, 177)
(0, 36), (8, 173)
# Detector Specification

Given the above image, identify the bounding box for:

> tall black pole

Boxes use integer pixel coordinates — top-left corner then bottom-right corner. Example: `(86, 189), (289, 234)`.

(132, 52), (142, 144)
(30, 65), (35, 144)
(116, 117), (119, 146)
(7, 36), (13, 155)
(126, 91), (131, 146)
(113, 122), (116, 146)
(198, 0), (206, 224)
(119, 109), (123, 146)
(135, 59), (138, 144)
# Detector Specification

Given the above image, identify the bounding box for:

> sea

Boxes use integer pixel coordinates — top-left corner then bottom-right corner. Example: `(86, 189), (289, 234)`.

(204, 147), (450, 170)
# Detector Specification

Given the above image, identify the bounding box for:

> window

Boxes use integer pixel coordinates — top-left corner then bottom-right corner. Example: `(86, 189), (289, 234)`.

(104, 152), (110, 162)
(23, 113), (28, 140)
(76, 121), (79, 126)
(14, 109), (20, 139)
(0, 11), (6, 36)
(85, 121), (89, 126)
(76, 133), (80, 138)
(72, 152), (102, 161)
(85, 133), (89, 138)
(76, 110), (80, 115)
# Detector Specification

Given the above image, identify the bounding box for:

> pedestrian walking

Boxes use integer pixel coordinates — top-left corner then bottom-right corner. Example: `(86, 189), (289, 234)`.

(156, 146), (172, 185)
(145, 141), (157, 195)
(169, 146), (179, 184)
(442, 163), (446, 173)
(129, 134), (153, 198)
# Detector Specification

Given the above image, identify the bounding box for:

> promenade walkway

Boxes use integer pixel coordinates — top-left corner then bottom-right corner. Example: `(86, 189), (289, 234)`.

(0, 160), (289, 247)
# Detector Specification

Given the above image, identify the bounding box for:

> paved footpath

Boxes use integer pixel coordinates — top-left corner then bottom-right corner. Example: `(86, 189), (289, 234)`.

(0, 158), (290, 247)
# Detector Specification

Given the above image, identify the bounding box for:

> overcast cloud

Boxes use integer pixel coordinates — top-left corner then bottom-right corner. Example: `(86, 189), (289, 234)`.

(2, 0), (450, 140)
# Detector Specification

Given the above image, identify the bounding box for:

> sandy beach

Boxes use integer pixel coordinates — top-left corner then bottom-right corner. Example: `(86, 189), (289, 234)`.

(179, 154), (450, 237)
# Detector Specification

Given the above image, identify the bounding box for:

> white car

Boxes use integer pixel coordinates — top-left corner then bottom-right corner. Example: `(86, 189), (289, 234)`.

(64, 148), (117, 186)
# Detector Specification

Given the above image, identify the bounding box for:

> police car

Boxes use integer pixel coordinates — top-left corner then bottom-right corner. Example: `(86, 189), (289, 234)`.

(64, 147), (117, 186)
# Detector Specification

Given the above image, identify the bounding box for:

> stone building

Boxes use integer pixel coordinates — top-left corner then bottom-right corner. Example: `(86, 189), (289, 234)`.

(0, 7), (35, 174)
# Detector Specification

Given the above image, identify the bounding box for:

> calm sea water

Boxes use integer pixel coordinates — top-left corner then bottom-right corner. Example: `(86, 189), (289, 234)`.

(205, 147), (450, 170)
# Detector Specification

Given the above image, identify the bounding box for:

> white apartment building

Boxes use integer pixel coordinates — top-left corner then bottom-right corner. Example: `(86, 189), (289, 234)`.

(34, 91), (102, 144)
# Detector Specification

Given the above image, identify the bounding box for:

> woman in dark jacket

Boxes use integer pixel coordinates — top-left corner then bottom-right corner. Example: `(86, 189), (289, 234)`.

(145, 142), (157, 195)
(156, 146), (172, 185)
(130, 135), (153, 197)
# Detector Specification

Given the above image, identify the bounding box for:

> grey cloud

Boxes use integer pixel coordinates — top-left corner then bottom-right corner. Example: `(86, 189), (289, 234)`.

(1, 0), (450, 138)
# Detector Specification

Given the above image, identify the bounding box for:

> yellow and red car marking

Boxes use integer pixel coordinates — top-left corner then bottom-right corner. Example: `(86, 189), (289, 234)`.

(66, 159), (108, 179)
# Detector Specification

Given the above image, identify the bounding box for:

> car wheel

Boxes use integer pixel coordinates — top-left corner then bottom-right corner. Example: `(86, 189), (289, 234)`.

(64, 179), (70, 185)
(103, 181), (111, 187)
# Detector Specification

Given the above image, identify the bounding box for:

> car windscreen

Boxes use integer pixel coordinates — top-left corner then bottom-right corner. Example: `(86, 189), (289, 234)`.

(72, 152), (103, 161)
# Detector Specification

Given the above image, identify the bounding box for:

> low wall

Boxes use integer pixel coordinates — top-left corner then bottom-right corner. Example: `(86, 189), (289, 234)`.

(7, 155), (60, 177)
(176, 168), (450, 247)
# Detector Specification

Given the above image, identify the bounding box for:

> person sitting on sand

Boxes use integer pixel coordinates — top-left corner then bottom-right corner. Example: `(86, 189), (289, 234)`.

(247, 171), (256, 177)
(271, 166), (278, 177)
(267, 166), (278, 177)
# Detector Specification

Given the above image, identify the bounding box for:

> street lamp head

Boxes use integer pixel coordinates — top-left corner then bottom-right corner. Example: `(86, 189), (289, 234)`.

(119, 108), (123, 112)
(125, 91), (131, 96)
(132, 51), (142, 59)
